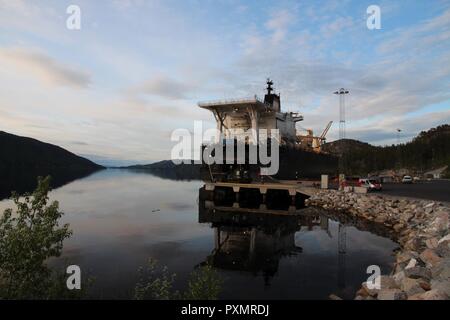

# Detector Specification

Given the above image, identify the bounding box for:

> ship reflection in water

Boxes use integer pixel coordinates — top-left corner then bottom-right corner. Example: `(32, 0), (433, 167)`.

(198, 186), (398, 299)
(199, 204), (325, 286)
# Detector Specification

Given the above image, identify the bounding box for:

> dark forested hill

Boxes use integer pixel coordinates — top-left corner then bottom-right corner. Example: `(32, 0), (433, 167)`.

(0, 131), (104, 198)
(323, 124), (450, 175)
(125, 160), (201, 180)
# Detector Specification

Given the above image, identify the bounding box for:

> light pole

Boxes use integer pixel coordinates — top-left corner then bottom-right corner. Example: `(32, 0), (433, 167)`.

(396, 128), (401, 145)
(334, 88), (349, 140)
(396, 129), (402, 169)
(334, 88), (349, 178)
(333, 89), (349, 287)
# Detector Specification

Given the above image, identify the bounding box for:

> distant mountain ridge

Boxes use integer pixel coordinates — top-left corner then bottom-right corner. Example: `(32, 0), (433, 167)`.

(0, 131), (104, 198)
(322, 139), (376, 155)
(125, 160), (201, 180)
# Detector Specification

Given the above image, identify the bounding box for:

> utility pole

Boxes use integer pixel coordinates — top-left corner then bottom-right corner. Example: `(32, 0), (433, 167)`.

(396, 129), (401, 145)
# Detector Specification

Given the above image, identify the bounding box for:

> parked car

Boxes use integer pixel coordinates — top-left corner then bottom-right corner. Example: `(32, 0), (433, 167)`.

(402, 175), (413, 184)
(359, 178), (382, 191)
(341, 176), (361, 187)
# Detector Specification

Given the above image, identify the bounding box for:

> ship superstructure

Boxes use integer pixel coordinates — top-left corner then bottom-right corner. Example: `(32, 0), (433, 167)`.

(198, 79), (338, 182)
(199, 80), (303, 146)
(199, 79), (331, 152)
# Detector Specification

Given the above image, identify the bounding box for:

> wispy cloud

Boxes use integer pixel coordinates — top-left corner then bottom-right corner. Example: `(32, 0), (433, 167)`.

(0, 47), (91, 88)
(0, 0), (449, 162)
(320, 16), (354, 37)
(134, 74), (194, 100)
(265, 9), (295, 44)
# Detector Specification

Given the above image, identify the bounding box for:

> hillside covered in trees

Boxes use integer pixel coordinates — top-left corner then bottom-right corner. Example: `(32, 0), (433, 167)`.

(125, 160), (201, 180)
(0, 131), (104, 198)
(323, 124), (450, 176)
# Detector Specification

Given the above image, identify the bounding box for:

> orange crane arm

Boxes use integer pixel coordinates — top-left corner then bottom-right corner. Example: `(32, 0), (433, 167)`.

(320, 121), (333, 140)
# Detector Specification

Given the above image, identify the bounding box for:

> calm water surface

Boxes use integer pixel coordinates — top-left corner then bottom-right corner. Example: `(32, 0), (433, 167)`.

(0, 169), (398, 299)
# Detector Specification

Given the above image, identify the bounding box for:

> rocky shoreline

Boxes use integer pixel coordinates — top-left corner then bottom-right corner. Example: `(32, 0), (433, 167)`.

(305, 190), (450, 300)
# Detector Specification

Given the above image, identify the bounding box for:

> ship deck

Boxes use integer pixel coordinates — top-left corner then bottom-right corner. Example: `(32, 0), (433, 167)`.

(198, 97), (267, 112)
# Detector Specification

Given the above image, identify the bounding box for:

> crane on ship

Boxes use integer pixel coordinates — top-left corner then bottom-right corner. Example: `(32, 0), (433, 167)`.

(297, 121), (333, 152)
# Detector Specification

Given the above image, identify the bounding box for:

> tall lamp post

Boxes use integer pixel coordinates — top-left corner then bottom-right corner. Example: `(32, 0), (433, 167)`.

(334, 88), (349, 141)
(396, 129), (402, 169)
(334, 87), (350, 291)
(334, 88), (349, 178)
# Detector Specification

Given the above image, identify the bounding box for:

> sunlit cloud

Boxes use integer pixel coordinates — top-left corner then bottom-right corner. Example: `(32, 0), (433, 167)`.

(0, 0), (449, 165)
(0, 47), (90, 88)
(134, 74), (194, 100)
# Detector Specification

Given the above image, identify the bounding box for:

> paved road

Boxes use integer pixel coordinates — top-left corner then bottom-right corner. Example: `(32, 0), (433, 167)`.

(379, 180), (450, 202)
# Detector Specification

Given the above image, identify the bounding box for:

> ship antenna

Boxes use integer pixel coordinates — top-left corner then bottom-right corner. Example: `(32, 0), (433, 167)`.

(266, 78), (274, 95)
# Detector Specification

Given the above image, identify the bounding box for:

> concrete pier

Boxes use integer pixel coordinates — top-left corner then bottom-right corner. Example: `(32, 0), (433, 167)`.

(204, 181), (317, 198)
(204, 200), (302, 216)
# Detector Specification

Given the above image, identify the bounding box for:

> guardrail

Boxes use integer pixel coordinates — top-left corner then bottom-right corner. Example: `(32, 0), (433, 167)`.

(198, 95), (263, 107)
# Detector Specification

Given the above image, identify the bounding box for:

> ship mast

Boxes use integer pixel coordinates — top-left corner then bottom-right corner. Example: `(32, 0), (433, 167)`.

(266, 78), (274, 95)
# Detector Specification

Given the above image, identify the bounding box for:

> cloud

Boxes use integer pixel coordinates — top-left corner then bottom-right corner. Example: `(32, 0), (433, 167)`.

(378, 8), (450, 54)
(265, 9), (295, 44)
(229, 4), (450, 146)
(420, 6), (450, 32)
(70, 141), (89, 146)
(346, 109), (450, 145)
(320, 16), (354, 37)
(1, 0), (449, 161)
(134, 74), (194, 100)
(0, 0), (69, 43)
(110, 0), (145, 10)
(0, 47), (91, 88)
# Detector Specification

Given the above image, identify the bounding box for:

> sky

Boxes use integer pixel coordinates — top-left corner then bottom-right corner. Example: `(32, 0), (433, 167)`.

(0, 0), (449, 166)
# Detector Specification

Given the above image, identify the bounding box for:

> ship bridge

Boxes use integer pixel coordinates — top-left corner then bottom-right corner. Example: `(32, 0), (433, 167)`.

(197, 80), (303, 143)
(198, 96), (267, 112)
(198, 96), (276, 143)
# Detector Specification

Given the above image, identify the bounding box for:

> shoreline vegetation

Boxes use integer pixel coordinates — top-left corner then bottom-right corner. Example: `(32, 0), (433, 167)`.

(0, 177), (75, 299)
(134, 258), (222, 300)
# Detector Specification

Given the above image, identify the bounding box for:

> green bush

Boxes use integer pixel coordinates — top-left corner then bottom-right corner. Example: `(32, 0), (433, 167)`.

(134, 259), (223, 300)
(134, 258), (178, 300)
(0, 176), (72, 299)
(184, 264), (223, 300)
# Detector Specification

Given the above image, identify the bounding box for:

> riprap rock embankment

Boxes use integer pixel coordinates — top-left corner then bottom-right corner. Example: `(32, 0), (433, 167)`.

(306, 190), (450, 300)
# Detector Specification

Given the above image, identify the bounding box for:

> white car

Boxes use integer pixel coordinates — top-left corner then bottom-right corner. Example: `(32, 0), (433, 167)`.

(359, 178), (382, 191)
(402, 176), (413, 184)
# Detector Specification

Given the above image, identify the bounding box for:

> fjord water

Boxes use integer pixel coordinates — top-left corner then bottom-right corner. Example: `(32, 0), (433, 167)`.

(0, 169), (398, 299)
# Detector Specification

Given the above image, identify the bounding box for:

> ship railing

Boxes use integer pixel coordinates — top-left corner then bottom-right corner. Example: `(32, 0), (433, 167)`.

(198, 95), (263, 107)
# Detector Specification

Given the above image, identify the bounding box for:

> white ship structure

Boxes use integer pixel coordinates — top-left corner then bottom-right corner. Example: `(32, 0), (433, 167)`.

(198, 79), (338, 181)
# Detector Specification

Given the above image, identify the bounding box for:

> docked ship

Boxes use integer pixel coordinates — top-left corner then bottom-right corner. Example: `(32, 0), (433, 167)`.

(198, 79), (338, 182)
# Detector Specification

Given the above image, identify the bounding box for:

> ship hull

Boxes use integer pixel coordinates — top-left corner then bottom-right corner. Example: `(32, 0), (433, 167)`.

(276, 145), (338, 180)
(201, 143), (338, 182)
